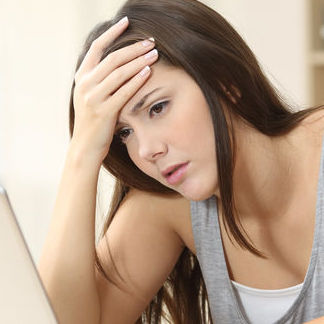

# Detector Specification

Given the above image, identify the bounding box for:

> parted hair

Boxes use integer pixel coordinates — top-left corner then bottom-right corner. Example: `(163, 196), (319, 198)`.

(68, 0), (324, 322)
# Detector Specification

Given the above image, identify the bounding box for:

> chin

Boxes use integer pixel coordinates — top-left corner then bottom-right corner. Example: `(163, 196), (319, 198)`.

(176, 180), (217, 201)
(183, 191), (215, 202)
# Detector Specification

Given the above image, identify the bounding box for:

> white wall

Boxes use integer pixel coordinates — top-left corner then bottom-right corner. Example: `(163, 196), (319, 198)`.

(0, 0), (122, 263)
(209, 0), (310, 107)
(0, 0), (311, 264)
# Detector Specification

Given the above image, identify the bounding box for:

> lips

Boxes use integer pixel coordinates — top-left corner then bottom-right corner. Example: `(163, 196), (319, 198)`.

(161, 162), (190, 185)
(162, 162), (188, 178)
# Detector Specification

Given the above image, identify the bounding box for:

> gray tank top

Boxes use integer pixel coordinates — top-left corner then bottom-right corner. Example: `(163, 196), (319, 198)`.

(190, 135), (324, 323)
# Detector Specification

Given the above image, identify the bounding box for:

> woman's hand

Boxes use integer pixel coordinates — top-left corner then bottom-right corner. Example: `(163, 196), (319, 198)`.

(71, 16), (158, 164)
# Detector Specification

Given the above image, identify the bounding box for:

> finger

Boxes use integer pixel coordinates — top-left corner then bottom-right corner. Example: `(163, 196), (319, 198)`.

(91, 38), (155, 84)
(77, 16), (129, 78)
(89, 48), (159, 105)
(105, 65), (152, 116)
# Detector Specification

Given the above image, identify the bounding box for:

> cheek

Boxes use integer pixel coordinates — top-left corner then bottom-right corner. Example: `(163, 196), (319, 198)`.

(178, 103), (215, 153)
(126, 143), (141, 167)
(126, 143), (154, 176)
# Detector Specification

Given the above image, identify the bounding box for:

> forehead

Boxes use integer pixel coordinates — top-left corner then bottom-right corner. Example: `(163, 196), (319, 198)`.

(119, 63), (186, 117)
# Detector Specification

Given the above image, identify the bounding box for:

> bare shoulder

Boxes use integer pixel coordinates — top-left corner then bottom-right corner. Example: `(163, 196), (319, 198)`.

(299, 107), (324, 137)
(292, 108), (324, 153)
(123, 188), (195, 255)
(124, 187), (189, 213)
(95, 188), (194, 323)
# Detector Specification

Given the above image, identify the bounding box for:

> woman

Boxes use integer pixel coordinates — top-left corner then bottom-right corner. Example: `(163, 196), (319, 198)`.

(38, 0), (324, 323)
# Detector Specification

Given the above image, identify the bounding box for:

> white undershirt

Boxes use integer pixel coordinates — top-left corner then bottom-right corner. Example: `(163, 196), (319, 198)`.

(231, 280), (304, 324)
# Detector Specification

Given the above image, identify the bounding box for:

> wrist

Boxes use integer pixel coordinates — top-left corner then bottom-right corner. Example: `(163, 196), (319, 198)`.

(66, 143), (103, 172)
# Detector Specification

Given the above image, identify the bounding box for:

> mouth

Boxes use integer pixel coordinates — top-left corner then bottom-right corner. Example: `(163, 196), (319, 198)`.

(162, 162), (190, 185)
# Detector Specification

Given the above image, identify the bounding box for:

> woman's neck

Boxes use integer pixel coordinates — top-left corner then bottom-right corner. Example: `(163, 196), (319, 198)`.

(219, 115), (323, 223)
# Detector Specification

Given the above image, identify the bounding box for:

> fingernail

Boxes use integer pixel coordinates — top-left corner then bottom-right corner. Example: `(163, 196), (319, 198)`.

(142, 38), (155, 47)
(117, 16), (128, 26)
(145, 49), (158, 59)
(140, 66), (151, 77)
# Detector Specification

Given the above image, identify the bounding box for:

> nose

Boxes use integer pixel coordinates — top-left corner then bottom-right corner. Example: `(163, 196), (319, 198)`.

(137, 131), (167, 162)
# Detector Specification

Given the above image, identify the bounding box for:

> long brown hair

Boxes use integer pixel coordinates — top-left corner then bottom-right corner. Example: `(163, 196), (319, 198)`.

(68, 0), (324, 322)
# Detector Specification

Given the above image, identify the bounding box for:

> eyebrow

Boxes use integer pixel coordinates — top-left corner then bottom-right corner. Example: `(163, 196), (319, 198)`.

(116, 87), (163, 127)
(130, 87), (163, 115)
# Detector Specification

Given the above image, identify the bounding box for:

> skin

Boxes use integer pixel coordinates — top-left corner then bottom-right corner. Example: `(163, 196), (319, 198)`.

(116, 62), (217, 201)
(46, 15), (324, 322)
(115, 61), (324, 321)
(117, 62), (324, 228)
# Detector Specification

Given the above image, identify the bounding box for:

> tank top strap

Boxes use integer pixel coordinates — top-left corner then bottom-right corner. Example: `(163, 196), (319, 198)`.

(190, 195), (246, 322)
(190, 133), (324, 323)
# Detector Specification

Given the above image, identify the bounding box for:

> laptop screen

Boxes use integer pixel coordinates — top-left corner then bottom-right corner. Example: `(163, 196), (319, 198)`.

(0, 185), (58, 323)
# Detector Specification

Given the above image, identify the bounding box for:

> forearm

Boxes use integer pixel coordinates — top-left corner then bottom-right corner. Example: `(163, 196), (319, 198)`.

(38, 145), (102, 324)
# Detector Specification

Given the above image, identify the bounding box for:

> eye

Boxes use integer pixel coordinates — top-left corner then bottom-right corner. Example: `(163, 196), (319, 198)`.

(148, 100), (169, 117)
(115, 128), (133, 144)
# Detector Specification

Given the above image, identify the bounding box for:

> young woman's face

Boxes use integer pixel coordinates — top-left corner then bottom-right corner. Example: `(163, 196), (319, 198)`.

(115, 62), (218, 200)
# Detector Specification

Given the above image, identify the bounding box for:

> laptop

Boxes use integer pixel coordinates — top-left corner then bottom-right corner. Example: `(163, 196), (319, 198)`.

(0, 184), (58, 323)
